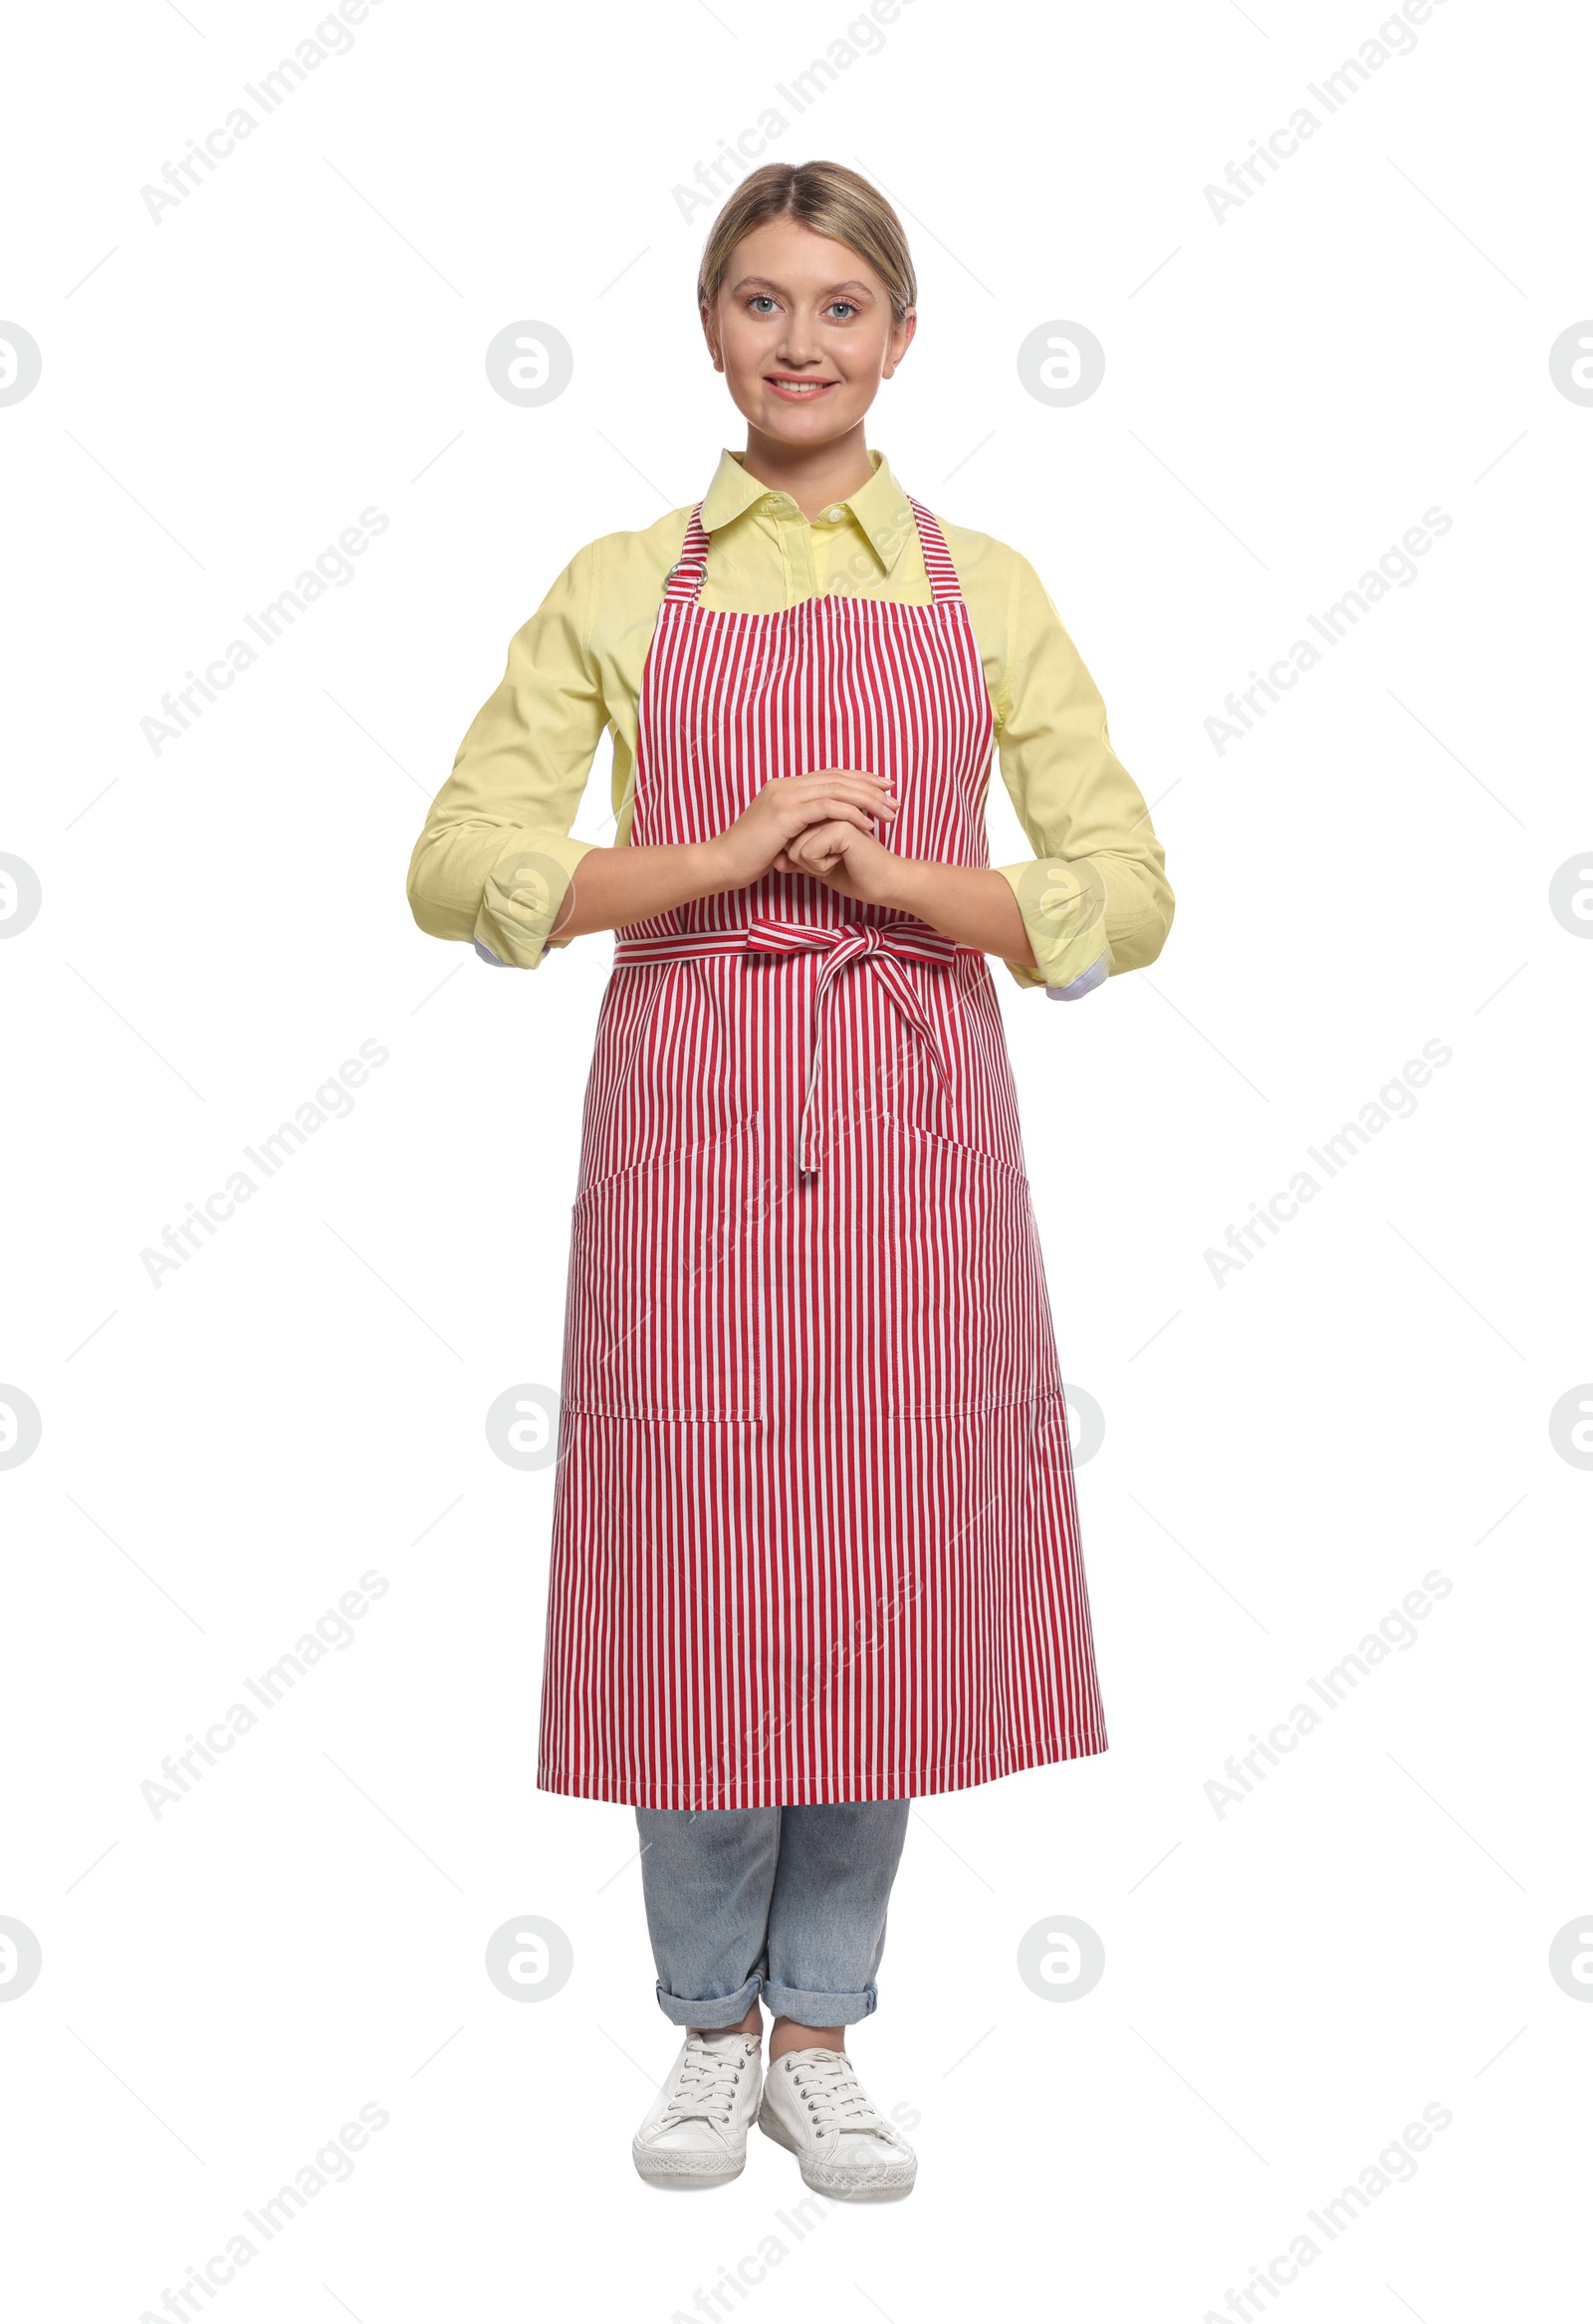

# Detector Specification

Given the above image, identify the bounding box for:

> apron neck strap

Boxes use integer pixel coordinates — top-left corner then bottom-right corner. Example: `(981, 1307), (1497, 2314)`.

(906, 497), (965, 603)
(661, 492), (966, 606)
(662, 504), (712, 602)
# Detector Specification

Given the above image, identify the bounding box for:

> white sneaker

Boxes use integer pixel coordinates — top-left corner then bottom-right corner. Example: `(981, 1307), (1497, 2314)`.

(632, 2030), (763, 2188)
(758, 2048), (917, 2200)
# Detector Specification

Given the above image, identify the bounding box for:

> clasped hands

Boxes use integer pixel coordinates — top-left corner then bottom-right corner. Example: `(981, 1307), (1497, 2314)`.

(708, 771), (902, 905)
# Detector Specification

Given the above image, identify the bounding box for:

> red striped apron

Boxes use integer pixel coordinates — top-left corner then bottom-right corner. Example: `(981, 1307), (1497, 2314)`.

(537, 495), (1107, 1808)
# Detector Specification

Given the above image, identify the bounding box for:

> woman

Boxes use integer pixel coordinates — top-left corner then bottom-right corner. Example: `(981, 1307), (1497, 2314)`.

(407, 160), (1173, 2201)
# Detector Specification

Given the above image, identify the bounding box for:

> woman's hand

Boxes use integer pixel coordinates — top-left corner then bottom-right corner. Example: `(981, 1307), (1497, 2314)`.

(707, 771), (895, 891)
(775, 815), (902, 903)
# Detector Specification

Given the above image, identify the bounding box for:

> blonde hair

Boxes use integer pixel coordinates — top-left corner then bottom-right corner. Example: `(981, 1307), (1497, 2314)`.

(697, 161), (917, 324)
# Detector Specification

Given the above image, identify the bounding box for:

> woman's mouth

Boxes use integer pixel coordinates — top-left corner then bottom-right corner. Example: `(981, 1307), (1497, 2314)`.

(764, 376), (839, 399)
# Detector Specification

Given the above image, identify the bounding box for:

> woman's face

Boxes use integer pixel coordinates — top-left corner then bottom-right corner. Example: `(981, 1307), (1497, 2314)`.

(703, 215), (915, 448)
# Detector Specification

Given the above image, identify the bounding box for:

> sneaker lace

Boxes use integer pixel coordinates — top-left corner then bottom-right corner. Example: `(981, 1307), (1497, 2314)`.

(787, 2050), (889, 2136)
(661, 2033), (750, 2127)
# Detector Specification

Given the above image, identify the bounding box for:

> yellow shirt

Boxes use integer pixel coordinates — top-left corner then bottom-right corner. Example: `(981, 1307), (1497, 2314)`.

(405, 447), (1173, 993)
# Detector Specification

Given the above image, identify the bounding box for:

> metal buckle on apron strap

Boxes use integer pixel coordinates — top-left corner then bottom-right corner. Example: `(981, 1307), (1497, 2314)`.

(611, 915), (972, 1172)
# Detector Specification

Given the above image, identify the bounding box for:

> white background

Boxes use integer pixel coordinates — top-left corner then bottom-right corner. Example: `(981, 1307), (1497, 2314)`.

(2, 1), (1589, 2317)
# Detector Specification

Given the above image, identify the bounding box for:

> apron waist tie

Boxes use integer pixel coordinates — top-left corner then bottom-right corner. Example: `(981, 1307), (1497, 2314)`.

(611, 915), (971, 1172)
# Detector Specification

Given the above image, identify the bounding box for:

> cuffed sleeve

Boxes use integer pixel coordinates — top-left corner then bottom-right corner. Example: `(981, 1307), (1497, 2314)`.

(990, 552), (1174, 993)
(406, 542), (607, 971)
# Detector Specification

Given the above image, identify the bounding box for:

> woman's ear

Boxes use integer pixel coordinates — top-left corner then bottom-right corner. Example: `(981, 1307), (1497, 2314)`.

(700, 301), (724, 374)
(884, 307), (917, 382)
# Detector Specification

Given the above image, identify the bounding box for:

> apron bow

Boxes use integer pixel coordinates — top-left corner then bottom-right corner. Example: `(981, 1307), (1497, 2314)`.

(743, 917), (960, 1172)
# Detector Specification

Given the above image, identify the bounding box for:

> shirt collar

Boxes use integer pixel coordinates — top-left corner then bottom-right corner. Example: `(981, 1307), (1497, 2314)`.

(698, 446), (916, 574)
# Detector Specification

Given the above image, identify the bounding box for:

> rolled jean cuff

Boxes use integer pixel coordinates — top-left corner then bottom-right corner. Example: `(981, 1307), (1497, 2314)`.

(762, 1978), (878, 2027)
(653, 1973), (762, 2029)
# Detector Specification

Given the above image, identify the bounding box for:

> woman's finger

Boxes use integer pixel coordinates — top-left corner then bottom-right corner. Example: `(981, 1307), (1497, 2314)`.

(781, 797), (880, 836)
(792, 769), (893, 792)
(791, 821), (851, 870)
(780, 773), (895, 811)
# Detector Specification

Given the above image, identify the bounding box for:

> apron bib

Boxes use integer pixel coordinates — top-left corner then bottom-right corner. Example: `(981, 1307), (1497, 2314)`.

(537, 497), (1106, 1806)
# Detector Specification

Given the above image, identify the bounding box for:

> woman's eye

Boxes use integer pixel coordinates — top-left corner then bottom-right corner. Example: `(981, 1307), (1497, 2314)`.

(827, 303), (857, 320)
(748, 296), (778, 314)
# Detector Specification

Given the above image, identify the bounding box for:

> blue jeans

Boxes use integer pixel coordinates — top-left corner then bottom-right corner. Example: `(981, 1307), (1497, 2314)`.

(635, 1802), (910, 2028)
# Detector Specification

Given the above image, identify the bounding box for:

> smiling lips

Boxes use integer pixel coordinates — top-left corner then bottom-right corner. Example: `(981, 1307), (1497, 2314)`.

(765, 375), (838, 398)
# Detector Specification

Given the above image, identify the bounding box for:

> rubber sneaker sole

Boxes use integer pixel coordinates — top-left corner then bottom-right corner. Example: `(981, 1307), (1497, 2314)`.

(757, 2097), (916, 2199)
(631, 2134), (747, 2188)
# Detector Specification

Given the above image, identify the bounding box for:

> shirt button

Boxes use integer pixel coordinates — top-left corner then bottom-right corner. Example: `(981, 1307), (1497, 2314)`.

(825, 507), (842, 521)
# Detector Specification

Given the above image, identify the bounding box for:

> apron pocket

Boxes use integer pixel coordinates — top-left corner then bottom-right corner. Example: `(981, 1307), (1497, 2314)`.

(874, 1115), (1049, 1418)
(563, 1120), (766, 1422)
(876, 1108), (1030, 1186)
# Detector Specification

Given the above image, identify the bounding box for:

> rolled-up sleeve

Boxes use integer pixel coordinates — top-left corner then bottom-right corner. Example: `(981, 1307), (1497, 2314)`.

(990, 552), (1174, 993)
(406, 542), (606, 970)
